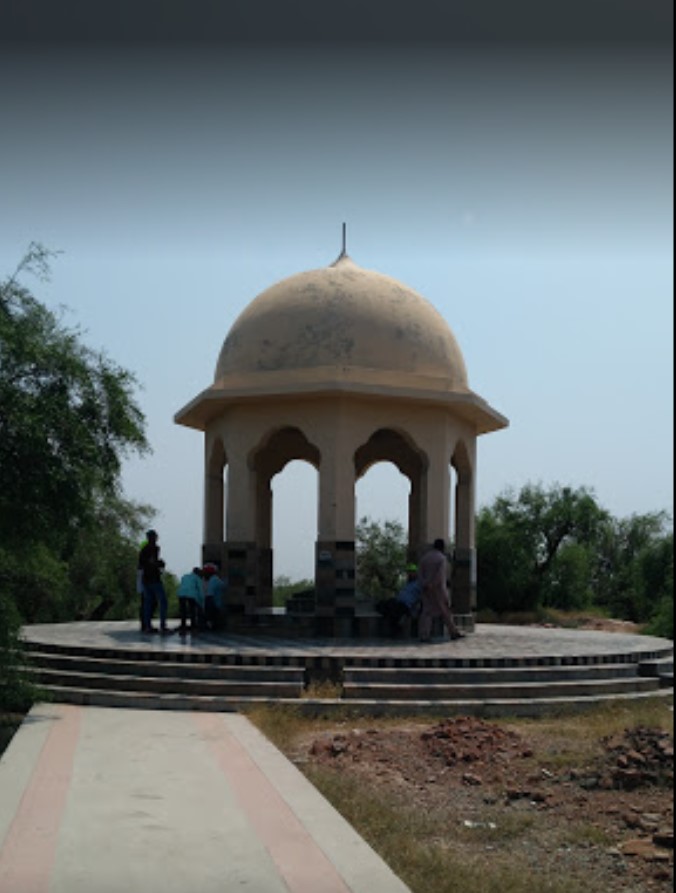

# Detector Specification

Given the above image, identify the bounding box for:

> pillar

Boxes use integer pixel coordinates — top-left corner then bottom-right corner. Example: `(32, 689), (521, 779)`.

(315, 434), (356, 637)
(453, 467), (477, 631)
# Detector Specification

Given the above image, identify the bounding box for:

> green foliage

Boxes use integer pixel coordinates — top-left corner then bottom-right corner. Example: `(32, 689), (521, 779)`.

(477, 483), (673, 630)
(0, 243), (148, 553)
(356, 517), (407, 599)
(594, 516), (673, 623)
(273, 576), (314, 607)
(62, 496), (156, 621)
(0, 244), (152, 626)
(0, 589), (38, 711)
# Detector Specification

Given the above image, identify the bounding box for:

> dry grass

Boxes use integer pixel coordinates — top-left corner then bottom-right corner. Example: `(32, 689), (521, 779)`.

(302, 766), (584, 893)
(247, 697), (674, 893)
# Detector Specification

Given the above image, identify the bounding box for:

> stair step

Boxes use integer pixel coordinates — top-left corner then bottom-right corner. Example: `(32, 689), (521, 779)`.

(27, 651), (305, 682)
(36, 685), (307, 712)
(343, 663), (640, 685)
(343, 677), (661, 701)
(639, 656), (674, 684)
(37, 685), (673, 718)
(30, 667), (303, 699)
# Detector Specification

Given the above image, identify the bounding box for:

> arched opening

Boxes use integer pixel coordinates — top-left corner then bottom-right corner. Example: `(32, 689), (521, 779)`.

(355, 428), (426, 555)
(355, 460), (411, 598)
(251, 427), (320, 608)
(272, 459), (318, 588)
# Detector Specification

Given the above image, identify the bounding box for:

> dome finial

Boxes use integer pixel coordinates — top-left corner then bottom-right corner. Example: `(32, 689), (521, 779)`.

(331, 222), (349, 266)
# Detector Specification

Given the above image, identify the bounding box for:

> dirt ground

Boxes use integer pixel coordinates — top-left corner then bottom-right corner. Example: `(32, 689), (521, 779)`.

(293, 712), (674, 893)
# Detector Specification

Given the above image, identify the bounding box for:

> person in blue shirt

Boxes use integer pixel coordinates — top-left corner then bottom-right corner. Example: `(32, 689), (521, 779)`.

(375, 564), (422, 637)
(203, 563), (227, 631)
(176, 567), (204, 636)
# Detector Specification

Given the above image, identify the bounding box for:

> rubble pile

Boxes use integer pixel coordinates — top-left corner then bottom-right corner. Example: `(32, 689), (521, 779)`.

(602, 726), (674, 790)
(419, 716), (532, 766)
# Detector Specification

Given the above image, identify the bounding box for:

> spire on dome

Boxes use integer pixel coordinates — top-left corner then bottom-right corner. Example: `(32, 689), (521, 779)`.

(330, 222), (353, 267)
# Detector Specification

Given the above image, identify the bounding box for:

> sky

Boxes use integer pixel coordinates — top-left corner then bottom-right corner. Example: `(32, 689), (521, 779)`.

(1, 1), (673, 580)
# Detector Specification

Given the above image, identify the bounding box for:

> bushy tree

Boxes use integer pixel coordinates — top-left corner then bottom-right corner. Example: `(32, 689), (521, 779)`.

(356, 517), (407, 599)
(63, 495), (155, 621)
(477, 483), (673, 631)
(273, 576), (314, 608)
(594, 513), (672, 623)
(0, 245), (151, 627)
(0, 244), (148, 553)
(476, 483), (608, 613)
(0, 589), (36, 712)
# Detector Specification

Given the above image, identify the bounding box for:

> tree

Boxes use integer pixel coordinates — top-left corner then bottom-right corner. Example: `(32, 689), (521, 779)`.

(0, 589), (36, 711)
(476, 483), (673, 629)
(0, 244), (151, 624)
(594, 513), (673, 624)
(272, 575), (314, 608)
(356, 517), (407, 599)
(476, 483), (609, 614)
(0, 244), (148, 551)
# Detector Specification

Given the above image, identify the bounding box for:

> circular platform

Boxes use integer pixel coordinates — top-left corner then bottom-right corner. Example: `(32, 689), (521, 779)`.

(22, 620), (673, 665)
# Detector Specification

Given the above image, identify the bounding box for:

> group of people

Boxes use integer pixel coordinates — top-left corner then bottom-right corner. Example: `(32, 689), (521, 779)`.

(376, 538), (465, 642)
(138, 531), (462, 642)
(137, 529), (227, 636)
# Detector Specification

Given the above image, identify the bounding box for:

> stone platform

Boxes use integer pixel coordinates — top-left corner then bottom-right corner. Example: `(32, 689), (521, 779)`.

(21, 621), (674, 718)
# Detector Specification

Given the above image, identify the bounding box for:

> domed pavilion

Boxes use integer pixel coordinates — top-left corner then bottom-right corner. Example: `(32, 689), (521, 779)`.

(174, 245), (508, 636)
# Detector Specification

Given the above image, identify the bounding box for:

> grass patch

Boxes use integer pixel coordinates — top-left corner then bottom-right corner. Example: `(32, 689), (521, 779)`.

(302, 679), (344, 700)
(247, 698), (673, 893)
(304, 765), (585, 893)
(562, 822), (613, 849)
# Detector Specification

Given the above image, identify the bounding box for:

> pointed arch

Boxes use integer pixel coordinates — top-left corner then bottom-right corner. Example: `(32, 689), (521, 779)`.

(355, 427), (427, 554)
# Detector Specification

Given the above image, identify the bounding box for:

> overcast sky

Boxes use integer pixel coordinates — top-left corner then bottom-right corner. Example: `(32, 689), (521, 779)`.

(1, 1), (672, 579)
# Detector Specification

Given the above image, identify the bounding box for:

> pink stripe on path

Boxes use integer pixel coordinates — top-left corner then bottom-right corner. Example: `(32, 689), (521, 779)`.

(195, 713), (352, 893)
(0, 704), (82, 893)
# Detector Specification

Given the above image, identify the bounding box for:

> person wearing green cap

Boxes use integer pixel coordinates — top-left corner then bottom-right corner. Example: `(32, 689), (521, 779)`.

(375, 564), (422, 637)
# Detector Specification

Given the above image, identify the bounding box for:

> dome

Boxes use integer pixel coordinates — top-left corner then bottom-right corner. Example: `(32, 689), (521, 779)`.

(214, 255), (469, 391)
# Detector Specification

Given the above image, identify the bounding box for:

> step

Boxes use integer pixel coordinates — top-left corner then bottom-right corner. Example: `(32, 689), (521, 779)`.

(27, 651), (305, 683)
(34, 685), (310, 712)
(29, 666), (303, 699)
(639, 656), (674, 687)
(297, 688), (675, 719)
(22, 640), (308, 667)
(343, 676), (661, 701)
(35, 680), (673, 718)
(343, 663), (640, 686)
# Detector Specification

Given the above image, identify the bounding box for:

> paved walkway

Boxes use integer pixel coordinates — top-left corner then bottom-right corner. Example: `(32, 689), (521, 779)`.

(0, 703), (411, 893)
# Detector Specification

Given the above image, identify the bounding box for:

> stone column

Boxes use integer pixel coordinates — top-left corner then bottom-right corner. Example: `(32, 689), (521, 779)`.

(453, 467), (476, 631)
(407, 470), (429, 567)
(203, 438), (225, 567)
(315, 431), (356, 637)
(223, 450), (258, 616)
(424, 448), (451, 548)
(254, 475), (273, 610)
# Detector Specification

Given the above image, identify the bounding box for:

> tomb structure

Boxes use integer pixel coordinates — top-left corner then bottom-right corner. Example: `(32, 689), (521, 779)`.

(175, 247), (508, 636)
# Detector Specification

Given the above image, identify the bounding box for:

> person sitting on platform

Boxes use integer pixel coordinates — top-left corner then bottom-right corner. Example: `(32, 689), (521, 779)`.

(203, 563), (227, 631)
(375, 563), (422, 636)
(176, 566), (204, 636)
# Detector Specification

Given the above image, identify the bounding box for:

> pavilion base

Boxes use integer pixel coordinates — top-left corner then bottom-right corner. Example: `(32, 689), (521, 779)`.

(223, 606), (475, 639)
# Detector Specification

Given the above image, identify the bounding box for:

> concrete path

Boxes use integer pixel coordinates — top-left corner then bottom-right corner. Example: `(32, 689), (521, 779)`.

(0, 704), (412, 893)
